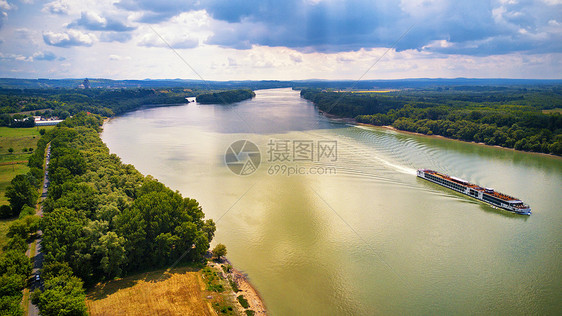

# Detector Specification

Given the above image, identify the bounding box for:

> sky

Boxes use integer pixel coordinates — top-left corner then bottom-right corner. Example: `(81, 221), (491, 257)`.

(0, 0), (561, 80)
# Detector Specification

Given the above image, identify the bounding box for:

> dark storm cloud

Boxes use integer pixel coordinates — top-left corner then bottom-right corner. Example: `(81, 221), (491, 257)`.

(115, 0), (562, 55)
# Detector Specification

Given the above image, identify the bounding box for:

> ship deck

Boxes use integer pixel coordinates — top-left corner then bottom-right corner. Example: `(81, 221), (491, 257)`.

(423, 170), (521, 203)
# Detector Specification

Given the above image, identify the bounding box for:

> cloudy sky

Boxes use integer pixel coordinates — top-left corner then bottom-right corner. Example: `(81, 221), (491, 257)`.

(0, 0), (561, 80)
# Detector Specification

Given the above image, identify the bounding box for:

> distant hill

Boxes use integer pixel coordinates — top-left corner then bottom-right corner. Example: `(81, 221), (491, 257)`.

(1, 78), (561, 90)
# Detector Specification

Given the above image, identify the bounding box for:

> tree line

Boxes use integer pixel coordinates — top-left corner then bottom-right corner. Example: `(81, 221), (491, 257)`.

(196, 89), (255, 104)
(0, 117), (49, 314)
(300, 88), (562, 155)
(2, 112), (217, 315)
(0, 87), (196, 119)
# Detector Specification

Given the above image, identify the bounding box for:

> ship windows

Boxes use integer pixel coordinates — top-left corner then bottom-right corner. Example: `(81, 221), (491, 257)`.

(482, 194), (504, 206)
(425, 174), (467, 192)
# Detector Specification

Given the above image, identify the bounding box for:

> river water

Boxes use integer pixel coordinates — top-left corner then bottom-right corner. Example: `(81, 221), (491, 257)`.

(101, 88), (562, 315)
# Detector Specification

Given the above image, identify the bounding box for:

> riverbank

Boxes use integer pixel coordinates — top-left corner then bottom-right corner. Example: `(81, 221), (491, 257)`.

(320, 112), (562, 160)
(368, 124), (562, 160)
(209, 258), (267, 315)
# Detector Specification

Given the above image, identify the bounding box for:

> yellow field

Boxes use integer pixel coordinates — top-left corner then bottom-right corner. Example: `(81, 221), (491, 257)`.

(542, 108), (562, 114)
(350, 90), (393, 93)
(87, 267), (219, 316)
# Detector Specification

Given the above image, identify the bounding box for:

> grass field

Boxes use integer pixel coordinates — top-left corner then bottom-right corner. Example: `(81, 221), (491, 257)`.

(0, 126), (53, 206)
(0, 126), (52, 252)
(86, 266), (237, 316)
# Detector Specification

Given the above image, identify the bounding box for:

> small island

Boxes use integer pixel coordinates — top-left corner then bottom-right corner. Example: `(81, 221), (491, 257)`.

(196, 89), (255, 104)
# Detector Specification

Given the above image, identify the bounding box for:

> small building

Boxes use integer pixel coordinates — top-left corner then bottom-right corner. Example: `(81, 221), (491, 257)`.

(36, 120), (63, 126)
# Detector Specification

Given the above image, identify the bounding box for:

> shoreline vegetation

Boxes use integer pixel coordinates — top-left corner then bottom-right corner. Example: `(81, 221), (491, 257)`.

(34, 112), (265, 315)
(302, 87), (562, 156)
(320, 109), (562, 160)
(196, 89), (256, 104)
(0, 85), (268, 315)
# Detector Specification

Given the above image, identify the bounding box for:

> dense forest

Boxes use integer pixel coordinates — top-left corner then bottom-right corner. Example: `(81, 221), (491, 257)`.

(196, 89), (255, 104)
(300, 87), (562, 155)
(0, 88), (196, 119)
(1, 113), (216, 315)
(0, 87), (259, 127)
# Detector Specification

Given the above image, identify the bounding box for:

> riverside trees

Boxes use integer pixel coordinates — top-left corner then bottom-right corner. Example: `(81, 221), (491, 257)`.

(301, 88), (562, 155)
(40, 113), (216, 287)
(196, 89), (255, 104)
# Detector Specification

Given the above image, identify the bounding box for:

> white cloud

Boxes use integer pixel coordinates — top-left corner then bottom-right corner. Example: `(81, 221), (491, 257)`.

(0, 0), (15, 11)
(43, 30), (96, 47)
(109, 54), (131, 61)
(42, 0), (69, 15)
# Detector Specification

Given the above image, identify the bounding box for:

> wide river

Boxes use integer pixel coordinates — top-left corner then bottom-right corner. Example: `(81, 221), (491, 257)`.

(102, 88), (562, 315)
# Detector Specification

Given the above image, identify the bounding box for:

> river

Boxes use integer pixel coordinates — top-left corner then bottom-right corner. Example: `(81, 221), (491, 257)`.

(101, 88), (562, 315)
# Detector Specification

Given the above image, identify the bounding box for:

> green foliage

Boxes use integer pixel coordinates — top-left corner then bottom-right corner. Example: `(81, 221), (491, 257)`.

(0, 87), (197, 119)
(0, 249), (31, 277)
(229, 279), (239, 292)
(3, 235), (27, 252)
(41, 262), (74, 281)
(237, 295), (250, 308)
(0, 214), (33, 315)
(5, 173), (38, 216)
(40, 114), (215, 291)
(302, 88), (562, 155)
(7, 215), (40, 240)
(196, 89), (255, 104)
(245, 310), (256, 316)
(222, 264), (232, 273)
(0, 205), (11, 218)
(202, 267), (225, 292)
(0, 294), (23, 316)
(39, 128), (46, 135)
(36, 274), (87, 316)
(212, 243), (227, 259)
(19, 205), (36, 218)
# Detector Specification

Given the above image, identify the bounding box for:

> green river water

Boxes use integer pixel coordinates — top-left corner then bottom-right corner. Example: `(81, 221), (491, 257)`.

(101, 88), (562, 315)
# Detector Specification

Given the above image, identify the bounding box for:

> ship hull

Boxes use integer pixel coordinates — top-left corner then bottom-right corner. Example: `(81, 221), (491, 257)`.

(417, 169), (531, 215)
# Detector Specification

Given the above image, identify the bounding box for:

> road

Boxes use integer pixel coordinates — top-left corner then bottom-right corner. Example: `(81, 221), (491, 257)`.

(28, 144), (50, 316)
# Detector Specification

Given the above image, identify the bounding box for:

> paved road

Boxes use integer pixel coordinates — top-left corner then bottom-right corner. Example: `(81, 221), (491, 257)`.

(28, 144), (49, 316)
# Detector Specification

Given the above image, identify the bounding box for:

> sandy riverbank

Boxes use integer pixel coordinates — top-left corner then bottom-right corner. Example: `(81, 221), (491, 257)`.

(210, 259), (267, 315)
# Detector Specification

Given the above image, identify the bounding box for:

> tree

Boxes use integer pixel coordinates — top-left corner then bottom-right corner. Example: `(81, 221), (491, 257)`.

(94, 231), (127, 278)
(36, 275), (87, 316)
(0, 294), (23, 316)
(0, 205), (11, 218)
(41, 262), (73, 281)
(5, 174), (38, 216)
(0, 250), (32, 276)
(39, 128), (46, 135)
(212, 244), (227, 260)
(7, 148), (13, 154)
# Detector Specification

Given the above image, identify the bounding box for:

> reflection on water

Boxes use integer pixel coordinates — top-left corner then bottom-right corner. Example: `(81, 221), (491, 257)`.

(102, 88), (562, 315)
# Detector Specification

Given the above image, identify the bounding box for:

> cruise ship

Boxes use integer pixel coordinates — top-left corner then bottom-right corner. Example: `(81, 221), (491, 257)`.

(417, 169), (531, 215)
